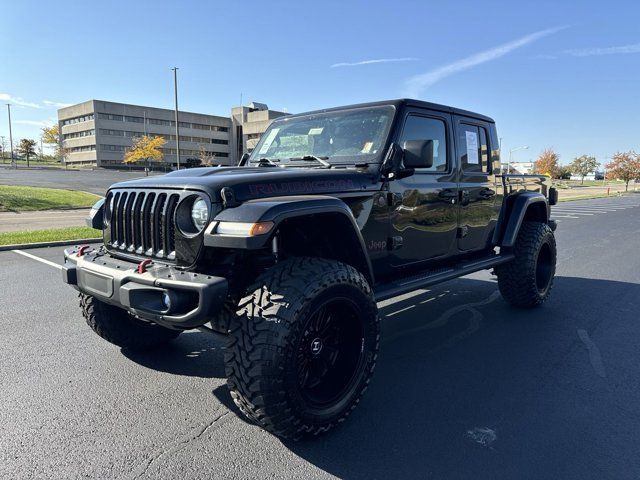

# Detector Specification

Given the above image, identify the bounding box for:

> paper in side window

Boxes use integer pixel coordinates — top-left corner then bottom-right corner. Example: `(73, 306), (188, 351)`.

(258, 128), (280, 155)
(465, 131), (479, 164)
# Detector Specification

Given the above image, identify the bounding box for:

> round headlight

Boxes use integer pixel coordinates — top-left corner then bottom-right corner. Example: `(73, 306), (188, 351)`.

(191, 198), (209, 231)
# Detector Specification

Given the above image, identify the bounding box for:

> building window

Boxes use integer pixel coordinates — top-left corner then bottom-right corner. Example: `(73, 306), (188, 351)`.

(62, 114), (94, 126)
(124, 115), (144, 123)
(63, 129), (95, 139)
(68, 145), (96, 152)
(149, 118), (171, 126)
(100, 144), (127, 152)
(97, 113), (124, 121)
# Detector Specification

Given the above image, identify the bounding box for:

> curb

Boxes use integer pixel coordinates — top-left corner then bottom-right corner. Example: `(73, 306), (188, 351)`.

(0, 238), (102, 252)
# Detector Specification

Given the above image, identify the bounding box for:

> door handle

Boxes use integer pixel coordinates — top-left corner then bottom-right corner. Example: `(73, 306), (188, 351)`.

(460, 189), (470, 206)
(479, 188), (496, 198)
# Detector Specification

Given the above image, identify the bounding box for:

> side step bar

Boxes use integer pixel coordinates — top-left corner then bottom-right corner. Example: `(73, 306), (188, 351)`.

(373, 253), (515, 302)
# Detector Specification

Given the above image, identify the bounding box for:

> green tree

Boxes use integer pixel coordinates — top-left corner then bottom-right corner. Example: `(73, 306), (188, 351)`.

(17, 138), (37, 166)
(568, 155), (599, 184)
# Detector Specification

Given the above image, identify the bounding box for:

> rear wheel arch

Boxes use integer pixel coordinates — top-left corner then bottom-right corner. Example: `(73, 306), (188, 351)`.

(500, 193), (549, 248)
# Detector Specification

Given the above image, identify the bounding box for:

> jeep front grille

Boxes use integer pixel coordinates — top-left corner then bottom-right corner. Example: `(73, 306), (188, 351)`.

(105, 189), (183, 261)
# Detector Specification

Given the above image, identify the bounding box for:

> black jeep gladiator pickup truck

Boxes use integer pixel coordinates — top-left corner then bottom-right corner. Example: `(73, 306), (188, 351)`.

(62, 99), (558, 439)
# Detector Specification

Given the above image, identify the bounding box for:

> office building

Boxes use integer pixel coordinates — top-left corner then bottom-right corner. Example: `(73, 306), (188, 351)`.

(58, 100), (287, 167)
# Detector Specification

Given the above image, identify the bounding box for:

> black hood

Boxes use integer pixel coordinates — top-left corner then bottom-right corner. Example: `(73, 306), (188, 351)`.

(110, 166), (382, 202)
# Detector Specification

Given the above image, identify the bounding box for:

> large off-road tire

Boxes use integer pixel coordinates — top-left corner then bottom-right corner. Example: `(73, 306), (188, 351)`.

(495, 221), (557, 308)
(224, 257), (380, 440)
(80, 293), (181, 350)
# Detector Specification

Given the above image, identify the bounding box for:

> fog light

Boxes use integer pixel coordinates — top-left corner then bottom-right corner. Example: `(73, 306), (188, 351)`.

(161, 291), (172, 311)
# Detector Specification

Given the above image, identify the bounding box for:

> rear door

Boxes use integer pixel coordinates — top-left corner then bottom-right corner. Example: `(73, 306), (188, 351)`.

(388, 109), (458, 268)
(454, 117), (500, 252)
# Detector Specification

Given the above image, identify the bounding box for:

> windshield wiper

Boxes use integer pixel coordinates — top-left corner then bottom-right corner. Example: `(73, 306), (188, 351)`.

(290, 155), (332, 168)
(252, 157), (280, 167)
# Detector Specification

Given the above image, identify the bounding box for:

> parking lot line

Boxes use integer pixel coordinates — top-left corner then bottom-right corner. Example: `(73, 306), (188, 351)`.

(12, 249), (62, 270)
(553, 212), (595, 215)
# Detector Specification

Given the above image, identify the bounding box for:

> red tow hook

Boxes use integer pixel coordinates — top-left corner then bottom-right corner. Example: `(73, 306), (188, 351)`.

(77, 245), (91, 257)
(137, 259), (153, 274)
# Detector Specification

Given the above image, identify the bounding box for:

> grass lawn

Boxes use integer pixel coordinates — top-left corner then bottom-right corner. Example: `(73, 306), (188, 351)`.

(0, 226), (101, 246)
(0, 185), (101, 212)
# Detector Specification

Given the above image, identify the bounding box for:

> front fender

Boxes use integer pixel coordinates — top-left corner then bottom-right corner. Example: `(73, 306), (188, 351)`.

(203, 195), (374, 281)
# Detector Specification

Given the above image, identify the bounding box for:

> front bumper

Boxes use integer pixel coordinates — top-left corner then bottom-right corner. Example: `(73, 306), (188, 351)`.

(62, 246), (228, 329)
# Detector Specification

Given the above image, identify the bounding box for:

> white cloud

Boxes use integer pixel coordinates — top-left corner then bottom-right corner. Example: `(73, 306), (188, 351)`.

(42, 99), (72, 108)
(404, 26), (568, 96)
(562, 43), (640, 57)
(331, 57), (419, 68)
(0, 93), (41, 108)
(14, 120), (51, 127)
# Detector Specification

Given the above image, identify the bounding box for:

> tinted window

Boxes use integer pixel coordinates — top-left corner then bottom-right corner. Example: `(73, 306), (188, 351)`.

(399, 115), (447, 171)
(459, 124), (490, 173)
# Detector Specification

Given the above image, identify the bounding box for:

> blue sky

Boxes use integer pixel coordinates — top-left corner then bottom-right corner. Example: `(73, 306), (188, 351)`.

(1, 0), (639, 165)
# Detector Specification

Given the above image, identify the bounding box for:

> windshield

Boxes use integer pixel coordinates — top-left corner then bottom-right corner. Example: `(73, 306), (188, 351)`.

(249, 105), (395, 166)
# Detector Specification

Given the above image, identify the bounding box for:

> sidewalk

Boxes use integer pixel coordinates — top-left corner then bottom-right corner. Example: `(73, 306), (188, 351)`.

(0, 209), (90, 233)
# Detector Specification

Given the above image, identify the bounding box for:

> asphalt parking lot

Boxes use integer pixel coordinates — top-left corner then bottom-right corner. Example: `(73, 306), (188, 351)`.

(0, 167), (158, 195)
(1, 195), (639, 479)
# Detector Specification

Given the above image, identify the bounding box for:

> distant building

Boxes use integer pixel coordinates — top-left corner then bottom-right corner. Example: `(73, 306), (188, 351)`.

(500, 161), (535, 174)
(58, 100), (287, 168)
(570, 172), (597, 181)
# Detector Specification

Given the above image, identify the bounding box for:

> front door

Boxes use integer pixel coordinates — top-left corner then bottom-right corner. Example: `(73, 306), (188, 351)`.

(454, 117), (500, 252)
(388, 110), (458, 269)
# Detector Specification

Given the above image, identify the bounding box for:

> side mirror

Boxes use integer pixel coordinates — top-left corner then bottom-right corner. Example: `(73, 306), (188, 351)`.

(402, 140), (434, 169)
(239, 152), (250, 166)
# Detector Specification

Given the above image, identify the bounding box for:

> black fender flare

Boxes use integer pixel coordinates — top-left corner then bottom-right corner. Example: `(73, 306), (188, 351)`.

(499, 192), (549, 248)
(204, 195), (374, 283)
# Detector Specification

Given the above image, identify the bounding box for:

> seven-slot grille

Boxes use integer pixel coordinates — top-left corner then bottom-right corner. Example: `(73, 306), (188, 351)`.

(106, 189), (183, 261)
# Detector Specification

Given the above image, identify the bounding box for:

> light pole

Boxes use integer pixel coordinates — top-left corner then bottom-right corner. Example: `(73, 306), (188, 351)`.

(508, 145), (529, 173)
(171, 67), (181, 170)
(6, 104), (15, 168)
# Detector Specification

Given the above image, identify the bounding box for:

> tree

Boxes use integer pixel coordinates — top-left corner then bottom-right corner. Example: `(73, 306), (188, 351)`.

(41, 124), (67, 161)
(605, 151), (640, 191)
(123, 135), (166, 166)
(557, 165), (572, 180)
(17, 138), (37, 166)
(197, 144), (214, 166)
(533, 148), (561, 178)
(568, 155), (599, 185)
(0, 137), (6, 163)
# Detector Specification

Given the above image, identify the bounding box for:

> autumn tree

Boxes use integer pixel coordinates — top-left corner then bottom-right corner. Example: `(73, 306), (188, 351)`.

(124, 135), (166, 167)
(17, 138), (37, 166)
(533, 148), (561, 178)
(41, 124), (67, 161)
(605, 151), (640, 191)
(568, 155), (599, 185)
(196, 144), (217, 166)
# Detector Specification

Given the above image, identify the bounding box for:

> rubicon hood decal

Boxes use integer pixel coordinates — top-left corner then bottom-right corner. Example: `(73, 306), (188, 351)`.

(248, 179), (355, 195)
(110, 166), (378, 202)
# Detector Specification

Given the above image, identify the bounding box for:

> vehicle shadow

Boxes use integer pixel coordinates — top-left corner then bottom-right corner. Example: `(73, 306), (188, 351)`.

(280, 275), (640, 479)
(122, 330), (227, 378)
(122, 275), (640, 479)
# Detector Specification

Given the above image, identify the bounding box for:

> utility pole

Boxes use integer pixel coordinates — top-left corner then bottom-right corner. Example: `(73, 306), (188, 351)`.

(171, 67), (181, 170)
(143, 110), (149, 176)
(6, 104), (15, 168)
